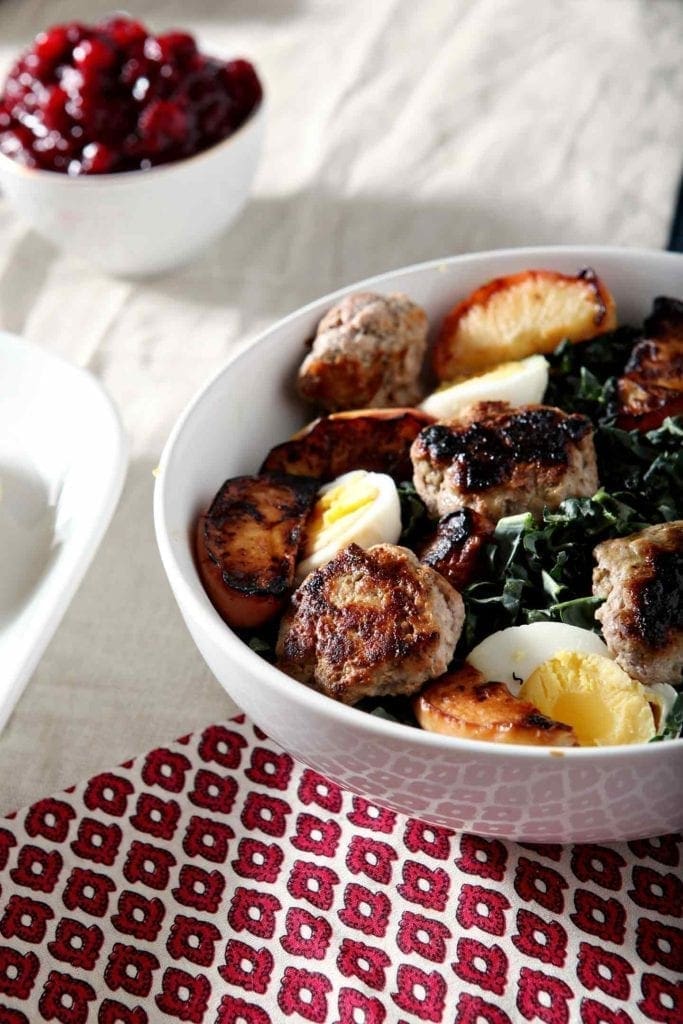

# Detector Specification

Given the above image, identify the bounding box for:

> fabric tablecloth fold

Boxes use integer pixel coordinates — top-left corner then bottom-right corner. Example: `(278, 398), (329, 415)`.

(0, 714), (680, 1024)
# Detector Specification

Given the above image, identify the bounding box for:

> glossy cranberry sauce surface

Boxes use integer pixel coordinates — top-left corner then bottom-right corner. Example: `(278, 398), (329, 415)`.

(0, 15), (262, 174)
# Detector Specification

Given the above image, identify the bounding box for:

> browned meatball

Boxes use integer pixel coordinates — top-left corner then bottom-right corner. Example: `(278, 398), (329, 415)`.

(276, 543), (464, 704)
(410, 401), (599, 520)
(417, 508), (494, 591)
(297, 292), (428, 411)
(593, 521), (683, 686)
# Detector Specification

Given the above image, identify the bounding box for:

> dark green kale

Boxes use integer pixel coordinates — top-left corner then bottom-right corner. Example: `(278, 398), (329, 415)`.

(396, 480), (431, 546)
(595, 418), (683, 521)
(245, 628), (278, 662)
(543, 326), (640, 420)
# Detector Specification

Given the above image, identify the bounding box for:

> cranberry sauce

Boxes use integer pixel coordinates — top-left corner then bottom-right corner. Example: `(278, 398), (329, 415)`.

(0, 16), (262, 174)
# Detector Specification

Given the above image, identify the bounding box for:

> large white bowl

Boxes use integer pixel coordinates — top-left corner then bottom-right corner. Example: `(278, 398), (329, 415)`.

(154, 246), (683, 843)
(0, 103), (264, 276)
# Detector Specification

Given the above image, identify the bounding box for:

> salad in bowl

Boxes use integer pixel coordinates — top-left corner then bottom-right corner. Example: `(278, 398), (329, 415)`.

(155, 247), (683, 842)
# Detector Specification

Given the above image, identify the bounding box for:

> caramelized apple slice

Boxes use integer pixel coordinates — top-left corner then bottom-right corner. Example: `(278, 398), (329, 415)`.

(433, 268), (617, 380)
(260, 407), (434, 483)
(197, 474), (318, 629)
(414, 664), (577, 746)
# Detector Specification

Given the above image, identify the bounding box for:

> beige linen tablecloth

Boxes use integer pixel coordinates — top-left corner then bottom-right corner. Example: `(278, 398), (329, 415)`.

(0, 0), (681, 813)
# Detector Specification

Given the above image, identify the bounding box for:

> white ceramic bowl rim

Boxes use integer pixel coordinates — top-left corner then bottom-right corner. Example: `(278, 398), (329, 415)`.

(155, 245), (683, 763)
(0, 98), (265, 186)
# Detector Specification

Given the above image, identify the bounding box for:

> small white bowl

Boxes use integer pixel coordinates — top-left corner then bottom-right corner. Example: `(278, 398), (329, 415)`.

(0, 102), (264, 276)
(154, 246), (683, 843)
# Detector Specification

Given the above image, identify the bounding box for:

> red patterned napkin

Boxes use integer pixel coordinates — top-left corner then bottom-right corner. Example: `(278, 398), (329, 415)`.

(0, 714), (680, 1024)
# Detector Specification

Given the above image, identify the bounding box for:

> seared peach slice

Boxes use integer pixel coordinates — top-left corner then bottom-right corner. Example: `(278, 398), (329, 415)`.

(260, 407), (434, 483)
(433, 268), (617, 380)
(414, 663), (577, 746)
(197, 474), (318, 630)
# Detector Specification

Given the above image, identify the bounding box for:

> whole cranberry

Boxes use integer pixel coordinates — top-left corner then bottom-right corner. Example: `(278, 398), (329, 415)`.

(3, 59), (31, 104)
(143, 37), (163, 63)
(98, 16), (147, 48)
(58, 65), (85, 99)
(80, 141), (115, 174)
(198, 95), (229, 137)
(223, 59), (263, 116)
(33, 26), (72, 70)
(138, 99), (189, 151)
(0, 122), (36, 165)
(32, 129), (72, 171)
(158, 32), (196, 63)
(72, 38), (117, 77)
(63, 22), (87, 45)
(39, 85), (69, 132)
(120, 56), (152, 88)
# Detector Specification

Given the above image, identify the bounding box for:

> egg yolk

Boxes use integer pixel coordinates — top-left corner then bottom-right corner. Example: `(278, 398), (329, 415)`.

(302, 472), (378, 556)
(519, 650), (657, 746)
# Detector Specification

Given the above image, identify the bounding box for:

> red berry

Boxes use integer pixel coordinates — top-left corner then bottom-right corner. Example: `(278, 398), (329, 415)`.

(3, 59), (31, 104)
(143, 37), (163, 63)
(64, 22), (87, 45)
(0, 124), (36, 165)
(155, 32), (197, 64)
(120, 56), (152, 87)
(72, 38), (116, 76)
(58, 65), (85, 98)
(80, 141), (115, 173)
(199, 96), (229, 137)
(39, 84), (69, 132)
(138, 99), (188, 150)
(98, 16), (148, 48)
(34, 26), (72, 68)
(223, 59), (263, 115)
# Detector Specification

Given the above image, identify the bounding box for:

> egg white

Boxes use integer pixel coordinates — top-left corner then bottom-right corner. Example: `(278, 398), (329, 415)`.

(419, 354), (549, 419)
(648, 683), (679, 734)
(467, 621), (611, 695)
(296, 470), (401, 581)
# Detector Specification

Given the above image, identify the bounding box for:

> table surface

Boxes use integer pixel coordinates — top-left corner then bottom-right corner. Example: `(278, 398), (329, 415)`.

(0, 0), (681, 814)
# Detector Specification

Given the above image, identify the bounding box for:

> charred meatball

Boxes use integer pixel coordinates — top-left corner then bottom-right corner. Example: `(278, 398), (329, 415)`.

(410, 401), (599, 520)
(276, 543), (464, 704)
(593, 521), (683, 686)
(297, 292), (428, 411)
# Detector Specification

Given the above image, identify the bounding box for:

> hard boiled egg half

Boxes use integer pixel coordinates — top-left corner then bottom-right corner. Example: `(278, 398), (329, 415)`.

(467, 622), (610, 694)
(296, 470), (401, 581)
(467, 621), (677, 746)
(419, 354), (548, 419)
(520, 653), (677, 746)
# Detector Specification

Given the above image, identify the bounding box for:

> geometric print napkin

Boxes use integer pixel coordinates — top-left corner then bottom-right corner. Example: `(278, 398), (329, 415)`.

(0, 714), (680, 1023)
